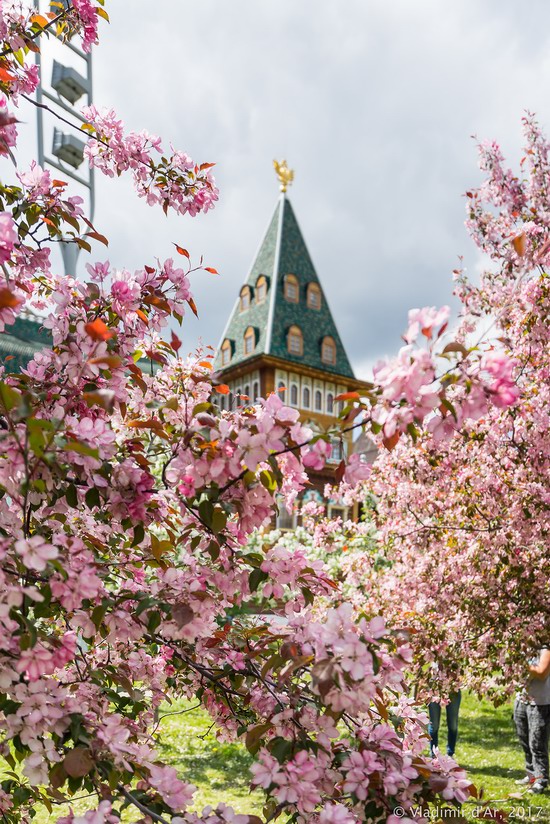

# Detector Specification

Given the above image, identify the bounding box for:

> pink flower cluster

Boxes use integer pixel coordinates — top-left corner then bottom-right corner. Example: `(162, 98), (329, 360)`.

(82, 105), (219, 218)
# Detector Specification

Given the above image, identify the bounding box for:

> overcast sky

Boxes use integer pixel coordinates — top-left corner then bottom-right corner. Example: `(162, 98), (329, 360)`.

(17, 0), (550, 377)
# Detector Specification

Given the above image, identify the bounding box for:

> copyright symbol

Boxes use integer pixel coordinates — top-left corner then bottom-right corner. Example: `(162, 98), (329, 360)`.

(394, 807), (405, 818)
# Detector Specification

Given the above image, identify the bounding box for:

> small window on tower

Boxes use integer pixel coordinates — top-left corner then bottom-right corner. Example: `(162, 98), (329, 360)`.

(253, 381), (260, 401)
(244, 326), (255, 356)
(321, 336), (336, 365)
(256, 275), (268, 303)
(240, 286), (251, 312)
(314, 390), (323, 411)
(303, 386), (311, 408)
(277, 381), (286, 396)
(287, 325), (303, 356)
(307, 283), (322, 310)
(220, 339), (232, 366)
(327, 393), (334, 414)
(284, 274), (299, 303)
(290, 384), (299, 406)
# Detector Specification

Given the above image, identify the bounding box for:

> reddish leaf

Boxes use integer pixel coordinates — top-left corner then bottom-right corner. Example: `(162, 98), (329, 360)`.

(84, 319), (113, 341)
(198, 361), (213, 370)
(89, 355), (122, 369)
(170, 330), (182, 353)
(335, 459), (346, 483)
(443, 341), (468, 357)
(187, 297), (199, 318)
(30, 13), (49, 27)
(174, 244), (190, 259)
(512, 233), (526, 256)
(63, 747), (93, 778)
(214, 384), (230, 395)
(86, 231), (109, 247)
(383, 431), (400, 451)
(136, 309), (149, 326)
(144, 265), (155, 274)
(52, 179), (68, 188)
(334, 391), (360, 402)
(172, 604), (194, 628)
(0, 66), (15, 83)
(200, 162), (216, 170)
(0, 288), (21, 310)
(204, 267), (219, 275)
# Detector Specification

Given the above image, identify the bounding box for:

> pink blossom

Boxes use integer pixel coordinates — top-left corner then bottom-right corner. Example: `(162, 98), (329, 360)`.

(148, 764), (196, 811)
(405, 305), (450, 343)
(0, 211), (16, 264)
(14, 536), (58, 572)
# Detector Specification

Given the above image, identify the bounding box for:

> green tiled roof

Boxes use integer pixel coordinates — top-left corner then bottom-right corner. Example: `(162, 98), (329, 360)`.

(0, 316), (51, 373)
(216, 194), (355, 379)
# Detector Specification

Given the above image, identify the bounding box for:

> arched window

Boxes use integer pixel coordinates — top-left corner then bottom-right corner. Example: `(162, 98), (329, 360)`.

(256, 275), (267, 304)
(277, 381), (286, 396)
(290, 384), (298, 406)
(314, 389), (322, 411)
(287, 325), (303, 356)
(331, 438), (344, 462)
(244, 326), (255, 356)
(236, 387), (242, 401)
(253, 381), (259, 401)
(284, 274), (299, 303)
(220, 339), (232, 366)
(327, 392), (334, 414)
(321, 335), (336, 365)
(240, 285), (251, 312)
(302, 386), (311, 408)
(307, 283), (322, 310)
(244, 384), (250, 400)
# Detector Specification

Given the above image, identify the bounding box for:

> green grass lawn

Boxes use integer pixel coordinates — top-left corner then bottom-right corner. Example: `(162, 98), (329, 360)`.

(156, 693), (550, 822)
(31, 692), (550, 821)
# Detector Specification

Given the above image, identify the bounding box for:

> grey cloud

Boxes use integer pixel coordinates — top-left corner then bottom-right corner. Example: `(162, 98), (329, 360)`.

(25, 0), (550, 374)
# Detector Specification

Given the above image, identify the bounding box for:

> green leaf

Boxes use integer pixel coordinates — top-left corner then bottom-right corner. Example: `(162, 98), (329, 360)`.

(249, 568), (268, 593)
(85, 487), (101, 509)
(211, 507), (227, 534)
(0, 382), (21, 412)
(63, 440), (100, 458)
(66, 484), (78, 508)
(260, 470), (277, 493)
(198, 500), (214, 528)
(132, 524), (145, 547)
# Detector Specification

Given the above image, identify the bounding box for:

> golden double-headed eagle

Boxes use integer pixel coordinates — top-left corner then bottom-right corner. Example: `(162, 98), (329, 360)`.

(273, 159), (294, 193)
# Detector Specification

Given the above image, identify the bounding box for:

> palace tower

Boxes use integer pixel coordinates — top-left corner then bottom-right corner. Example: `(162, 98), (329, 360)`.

(214, 163), (371, 523)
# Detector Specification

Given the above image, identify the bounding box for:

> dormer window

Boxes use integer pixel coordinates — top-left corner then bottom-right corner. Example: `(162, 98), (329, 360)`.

(287, 325), (303, 356)
(256, 275), (267, 304)
(284, 274), (299, 303)
(240, 286), (251, 312)
(307, 283), (322, 310)
(221, 339), (232, 366)
(244, 326), (256, 356)
(321, 335), (336, 365)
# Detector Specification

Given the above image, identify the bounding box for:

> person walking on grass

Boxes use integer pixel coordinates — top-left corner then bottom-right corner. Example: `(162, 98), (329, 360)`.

(514, 648), (550, 794)
(428, 691), (462, 758)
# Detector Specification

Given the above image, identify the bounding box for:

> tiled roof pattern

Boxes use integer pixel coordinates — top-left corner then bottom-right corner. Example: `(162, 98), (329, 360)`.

(216, 195), (354, 379)
(0, 317), (51, 374)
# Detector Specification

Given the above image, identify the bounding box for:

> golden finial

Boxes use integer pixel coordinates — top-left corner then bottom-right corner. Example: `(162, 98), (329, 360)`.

(273, 159), (294, 193)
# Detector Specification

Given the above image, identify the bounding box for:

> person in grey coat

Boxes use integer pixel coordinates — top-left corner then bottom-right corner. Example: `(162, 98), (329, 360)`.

(514, 648), (550, 794)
